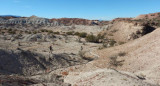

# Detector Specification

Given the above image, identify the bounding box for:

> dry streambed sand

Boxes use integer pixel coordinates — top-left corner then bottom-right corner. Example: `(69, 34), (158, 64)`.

(64, 28), (160, 85)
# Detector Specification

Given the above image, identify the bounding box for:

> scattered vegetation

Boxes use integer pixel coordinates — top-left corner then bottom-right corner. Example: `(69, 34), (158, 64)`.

(109, 52), (126, 67)
(66, 31), (74, 35)
(109, 55), (124, 67)
(33, 31), (37, 34)
(78, 32), (87, 38)
(74, 32), (80, 36)
(85, 34), (99, 43)
(53, 31), (60, 35)
(111, 29), (118, 33)
(109, 39), (116, 47)
(118, 41), (126, 45)
(40, 29), (48, 32)
(118, 52), (127, 57)
(7, 29), (16, 34)
(85, 34), (104, 43)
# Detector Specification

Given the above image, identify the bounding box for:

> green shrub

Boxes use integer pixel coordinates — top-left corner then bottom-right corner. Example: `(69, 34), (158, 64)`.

(97, 34), (104, 39)
(33, 31), (37, 34)
(118, 41), (126, 45)
(53, 32), (60, 35)
(66, 31), (74, 35)
(41, 29), (46, 32)
(74, 32), (80, 36)
(78, 32), (87, 38)
(85, 34), (105, 43)
(85, 34), (99, 43)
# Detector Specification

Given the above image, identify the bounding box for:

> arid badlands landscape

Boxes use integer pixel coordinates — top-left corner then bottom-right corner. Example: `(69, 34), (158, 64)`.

(0, 12), (160, 86)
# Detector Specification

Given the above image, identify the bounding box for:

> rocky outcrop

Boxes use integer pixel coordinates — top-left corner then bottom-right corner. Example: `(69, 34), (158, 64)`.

(0, 16), (109, 29)
(50, 18), (101, 26)
(0, 16), (59, 27)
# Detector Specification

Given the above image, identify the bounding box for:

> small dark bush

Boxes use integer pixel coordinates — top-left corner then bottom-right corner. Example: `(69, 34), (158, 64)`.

(78, 32), (87, 38)
(8, 29), (12, 32)
(85, 34), (99, 43)
(118, 52), (126, 56)
(118, 41), (126, 45)
(8, 31), (16, 34)
(53, 32), (60, 35)
(33, 31), (37, 34)
(66, 31), (74, 35)
(109, 55), (124, 67)
(28, 31), (32, 34)
(41, 29), (46, 32)
(97, 34), (104, 39)
(109, 39), (116, 46)
(74, 32), (80, 36)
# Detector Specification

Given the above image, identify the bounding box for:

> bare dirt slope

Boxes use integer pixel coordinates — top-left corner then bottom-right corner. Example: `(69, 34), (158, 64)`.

(101, 21), (155, 43)
(97, 28), (160, 85)
(64, 28), (160, 85)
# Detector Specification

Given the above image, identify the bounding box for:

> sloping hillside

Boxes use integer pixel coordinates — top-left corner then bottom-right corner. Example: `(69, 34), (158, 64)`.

(101, 20), (155, 43)
(134, 12), (160, 20)
(63, 28), (160, 85)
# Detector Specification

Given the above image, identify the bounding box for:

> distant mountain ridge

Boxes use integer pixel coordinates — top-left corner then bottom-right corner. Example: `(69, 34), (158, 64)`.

(0, 15), (108, 28)
(0, 15), (21, 17)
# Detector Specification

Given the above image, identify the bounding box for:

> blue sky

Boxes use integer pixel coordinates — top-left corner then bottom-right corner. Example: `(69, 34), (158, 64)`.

(0, 0), (160, 20)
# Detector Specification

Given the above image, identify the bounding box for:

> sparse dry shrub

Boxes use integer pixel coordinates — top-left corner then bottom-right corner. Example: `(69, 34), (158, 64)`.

(111, 29), (118, 33)
(66, 31), (74, 35)
(74, 32), (80, 36)
(7, 29), (16, 34)
(53, 31), (60, 35)
(40, 29), (47, 32)
(118, 41), (126, 45)
(109, 54), (124, 67)
(118, 52), (126, 57)
(78, 32), (87, 38)
(109, 39), (116, 46)
(85, 34), (98, 43)
(33, 31), (37, 34)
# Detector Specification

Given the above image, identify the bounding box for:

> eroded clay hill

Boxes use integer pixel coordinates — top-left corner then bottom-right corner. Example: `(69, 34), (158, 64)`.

(101, 20), (156, 43)
(134, 12), (160, 20)
(1, 12), (160, 86)
(63, 28), (160, 86)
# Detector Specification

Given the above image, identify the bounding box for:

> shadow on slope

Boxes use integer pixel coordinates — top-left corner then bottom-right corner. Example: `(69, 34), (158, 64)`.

(0, 49), (90, 76)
